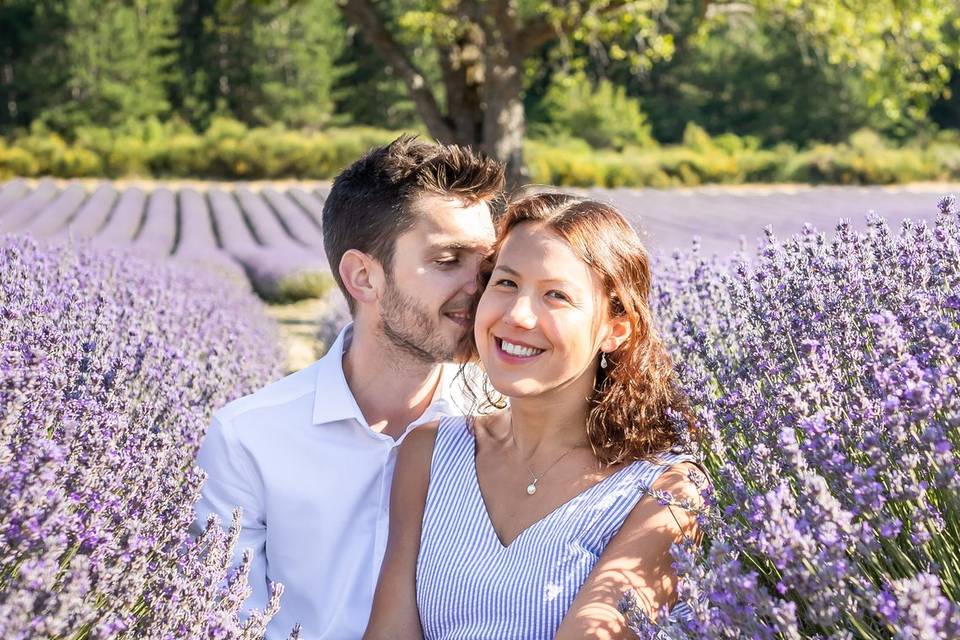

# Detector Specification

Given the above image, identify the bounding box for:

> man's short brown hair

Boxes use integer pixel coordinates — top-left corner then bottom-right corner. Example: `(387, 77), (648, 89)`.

(322, 135), (505, 313)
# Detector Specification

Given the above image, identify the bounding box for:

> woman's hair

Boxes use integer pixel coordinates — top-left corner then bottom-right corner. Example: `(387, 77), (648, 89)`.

(459, 192), (698, 466)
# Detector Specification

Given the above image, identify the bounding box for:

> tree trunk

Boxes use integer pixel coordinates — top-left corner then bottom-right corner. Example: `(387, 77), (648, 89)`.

(433, 27), (527, 188)
(336, 0), (529, 186)
(480, 57), (527, 189)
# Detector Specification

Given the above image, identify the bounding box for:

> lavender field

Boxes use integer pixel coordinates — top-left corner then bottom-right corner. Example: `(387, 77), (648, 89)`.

(0, 179), (334, 302)
(1, 182), (959, 638)
(0, 236), (285, 637)
(639, 196), (960, 638)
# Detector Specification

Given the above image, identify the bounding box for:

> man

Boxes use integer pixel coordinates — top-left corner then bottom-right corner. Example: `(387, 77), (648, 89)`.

(193, 136), (505, 639)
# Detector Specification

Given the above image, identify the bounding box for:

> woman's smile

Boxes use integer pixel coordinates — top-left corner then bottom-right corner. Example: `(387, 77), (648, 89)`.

(494, 336), (547, 362)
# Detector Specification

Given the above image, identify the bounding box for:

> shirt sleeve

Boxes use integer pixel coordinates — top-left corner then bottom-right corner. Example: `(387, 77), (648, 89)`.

(191, 412), (270, 617)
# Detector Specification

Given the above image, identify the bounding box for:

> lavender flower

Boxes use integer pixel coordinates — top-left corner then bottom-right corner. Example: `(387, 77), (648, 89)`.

(649, 196), (960, 638)
(0, 234), (284, 638)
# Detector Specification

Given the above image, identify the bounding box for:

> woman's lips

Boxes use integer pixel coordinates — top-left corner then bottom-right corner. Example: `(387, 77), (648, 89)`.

(494, 337), (546, 363)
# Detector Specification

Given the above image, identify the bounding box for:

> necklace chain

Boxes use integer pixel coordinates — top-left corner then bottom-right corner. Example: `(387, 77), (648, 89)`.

(509, 415), (581, 496)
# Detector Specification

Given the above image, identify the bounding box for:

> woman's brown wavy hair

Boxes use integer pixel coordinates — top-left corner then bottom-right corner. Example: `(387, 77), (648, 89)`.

(459, 192), (698, 466)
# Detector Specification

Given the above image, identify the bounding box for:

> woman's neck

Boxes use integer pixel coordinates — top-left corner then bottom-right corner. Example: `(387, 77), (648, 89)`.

(507, 393), (592, 456)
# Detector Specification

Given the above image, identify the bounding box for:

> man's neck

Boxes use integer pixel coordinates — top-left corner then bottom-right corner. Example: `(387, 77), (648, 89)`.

(341, 326), (444, 440)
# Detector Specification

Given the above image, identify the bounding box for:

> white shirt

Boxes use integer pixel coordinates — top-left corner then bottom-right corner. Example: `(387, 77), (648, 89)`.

(192, 324), (467, 639)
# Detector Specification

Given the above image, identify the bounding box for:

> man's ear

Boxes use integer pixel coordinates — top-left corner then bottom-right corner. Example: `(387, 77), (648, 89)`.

(338, 249), (385, 308)
(602, 315), (632, 353)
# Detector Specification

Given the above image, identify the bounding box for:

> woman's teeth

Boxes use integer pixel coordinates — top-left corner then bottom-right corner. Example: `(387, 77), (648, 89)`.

(500, 339), (544, 358)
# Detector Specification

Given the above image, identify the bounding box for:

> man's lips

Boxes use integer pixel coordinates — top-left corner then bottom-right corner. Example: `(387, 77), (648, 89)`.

(443, 310), (471, 326)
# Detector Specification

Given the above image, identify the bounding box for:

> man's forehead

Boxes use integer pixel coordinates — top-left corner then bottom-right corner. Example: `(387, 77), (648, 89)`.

(407, 196), (494, 245)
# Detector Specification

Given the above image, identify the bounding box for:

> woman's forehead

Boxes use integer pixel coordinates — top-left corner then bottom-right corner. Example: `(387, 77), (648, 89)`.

(495, 223), (599, 289)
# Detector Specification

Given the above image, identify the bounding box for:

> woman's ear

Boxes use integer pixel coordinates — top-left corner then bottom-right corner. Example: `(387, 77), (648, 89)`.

(602, 315), (632, 353)
(338, 249), (385, 308)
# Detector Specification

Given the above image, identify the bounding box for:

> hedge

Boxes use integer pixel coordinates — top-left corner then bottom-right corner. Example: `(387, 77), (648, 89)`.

(1, 120), (959, 186)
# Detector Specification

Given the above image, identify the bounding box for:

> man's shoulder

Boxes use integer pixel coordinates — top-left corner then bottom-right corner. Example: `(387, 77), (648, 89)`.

(214, 361), (321, 430)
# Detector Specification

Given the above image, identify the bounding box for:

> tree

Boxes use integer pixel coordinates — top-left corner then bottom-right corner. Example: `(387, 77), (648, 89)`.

(42, 0), (178, 132)
(334, 0), (674, 183)
(332, 0), (957, 184)
(174, 0), (345, 131)
(0, 0), (177, 134)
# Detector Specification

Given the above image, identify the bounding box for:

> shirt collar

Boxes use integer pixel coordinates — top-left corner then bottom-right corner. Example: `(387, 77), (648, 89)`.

(311, 323), (468, 428)
(311, 323), (368, 426)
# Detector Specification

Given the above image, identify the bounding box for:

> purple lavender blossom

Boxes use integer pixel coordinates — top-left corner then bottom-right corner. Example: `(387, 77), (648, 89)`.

(0, 234), (284, 638)
(649, 196), (960, 638)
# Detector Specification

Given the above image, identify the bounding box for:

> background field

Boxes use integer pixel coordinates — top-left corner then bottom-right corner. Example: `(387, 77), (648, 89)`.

(3, 177), (956, 371)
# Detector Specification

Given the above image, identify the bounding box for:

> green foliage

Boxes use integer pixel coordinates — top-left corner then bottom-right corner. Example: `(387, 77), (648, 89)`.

(526, 127), (959, 187)
(535, 72), (654, 150)
(782, 129), (939, 185)
(748, 0), (958, 137)
(244, 0), (345, 128)
(2, 121), (959, 186)
(1, 0), (958, 161)
(633, 13), (880, 144)
(333, 23), (423, 129)
(0, 120), (400, 180)
(172, 0), (345, 131)
(40, 0), (177, 132)
(0, 142), (39, 180)
(0, 0), (177, 135)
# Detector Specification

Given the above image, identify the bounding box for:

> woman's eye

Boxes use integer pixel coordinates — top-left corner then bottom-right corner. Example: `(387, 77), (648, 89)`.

(493, 278), (516, 288)
(547, 290), (570, 302)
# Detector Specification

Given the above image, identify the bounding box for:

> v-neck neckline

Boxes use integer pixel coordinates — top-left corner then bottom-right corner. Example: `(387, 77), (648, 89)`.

(470, 430), (636, 550)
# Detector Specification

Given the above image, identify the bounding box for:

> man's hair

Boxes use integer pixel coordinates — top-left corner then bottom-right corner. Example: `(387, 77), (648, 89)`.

(322, 135), (505, 313)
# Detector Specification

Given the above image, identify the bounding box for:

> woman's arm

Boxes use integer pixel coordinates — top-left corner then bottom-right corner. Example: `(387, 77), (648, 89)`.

(554, 462), (705, 640)
(362, 421), (440, 640)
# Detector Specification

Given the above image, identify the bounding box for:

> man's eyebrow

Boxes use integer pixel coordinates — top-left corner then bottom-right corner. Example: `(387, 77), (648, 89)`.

(428, 240), (490, 252)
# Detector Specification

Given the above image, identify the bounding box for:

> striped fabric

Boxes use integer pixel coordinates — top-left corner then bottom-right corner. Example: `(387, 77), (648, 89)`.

(416, 416), (696, 639)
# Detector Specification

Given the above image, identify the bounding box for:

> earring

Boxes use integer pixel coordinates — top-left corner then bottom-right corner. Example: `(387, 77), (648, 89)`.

(600, 352), (608, 369)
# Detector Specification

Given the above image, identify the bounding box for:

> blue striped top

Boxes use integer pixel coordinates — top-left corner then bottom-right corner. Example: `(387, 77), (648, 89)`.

(415, 416), (696, 639)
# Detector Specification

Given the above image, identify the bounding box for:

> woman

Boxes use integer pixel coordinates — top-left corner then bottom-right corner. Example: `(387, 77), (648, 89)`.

(364, 193), (706, 640)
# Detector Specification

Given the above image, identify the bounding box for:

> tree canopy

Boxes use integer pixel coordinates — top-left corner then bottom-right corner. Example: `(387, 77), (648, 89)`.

(0, 0), (957, 180)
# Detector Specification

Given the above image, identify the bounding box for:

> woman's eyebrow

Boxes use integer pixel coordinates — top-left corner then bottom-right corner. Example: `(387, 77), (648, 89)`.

(492, 264), (521, 276)
(492, 264), (581, 290)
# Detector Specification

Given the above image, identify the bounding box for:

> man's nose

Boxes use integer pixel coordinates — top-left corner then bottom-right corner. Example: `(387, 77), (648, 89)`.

(461, 272), (479, 296)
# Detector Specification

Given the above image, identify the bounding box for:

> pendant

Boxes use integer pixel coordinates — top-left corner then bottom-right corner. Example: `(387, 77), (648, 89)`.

(526, 482), (537, 495)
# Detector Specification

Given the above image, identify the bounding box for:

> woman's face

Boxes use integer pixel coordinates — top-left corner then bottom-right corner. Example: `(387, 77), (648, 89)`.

(474, 221), (616, 398)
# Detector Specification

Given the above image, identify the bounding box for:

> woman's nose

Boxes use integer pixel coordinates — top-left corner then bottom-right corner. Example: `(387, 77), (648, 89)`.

(504, 296), (536, 329)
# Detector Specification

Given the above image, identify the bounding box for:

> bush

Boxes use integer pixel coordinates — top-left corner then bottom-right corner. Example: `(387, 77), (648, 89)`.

(537, 72), (656, 151)
(0, 143), (39, 179)
(0, 235), (285, 637)
(0, 120), (958, 185)
(643, 197), (960, 638)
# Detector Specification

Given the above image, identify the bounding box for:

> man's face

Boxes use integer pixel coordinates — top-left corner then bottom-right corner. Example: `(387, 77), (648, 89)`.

(379, 193), (495, 363)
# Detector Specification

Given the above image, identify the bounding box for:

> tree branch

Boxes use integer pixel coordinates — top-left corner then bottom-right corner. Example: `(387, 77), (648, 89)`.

(336, 0), (454, 140)
(517, 0), (637, 56)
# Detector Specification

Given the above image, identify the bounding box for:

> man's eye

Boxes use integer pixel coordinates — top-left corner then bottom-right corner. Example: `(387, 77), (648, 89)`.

(435, 258), (459, 266)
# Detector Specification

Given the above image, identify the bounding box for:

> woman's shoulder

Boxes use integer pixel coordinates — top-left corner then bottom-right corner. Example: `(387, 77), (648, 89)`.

(398, 415), (473, 467)
(400, 419), (442, 461)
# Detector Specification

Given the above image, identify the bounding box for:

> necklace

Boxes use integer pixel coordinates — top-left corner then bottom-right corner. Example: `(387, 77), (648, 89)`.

(509, 416), (581, 496)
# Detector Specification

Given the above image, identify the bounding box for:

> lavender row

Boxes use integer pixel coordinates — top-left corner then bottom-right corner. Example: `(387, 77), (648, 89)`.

(208, 188), (333, 302)
(638, 196), (960, 638)
(0, 181), (333, 302)
(0, 234), (285, 638)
